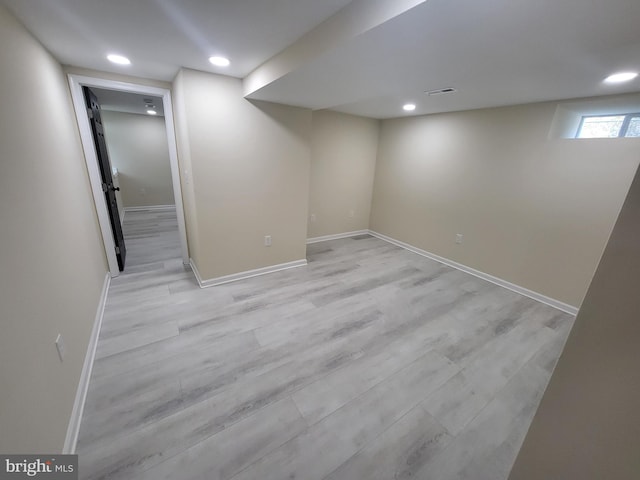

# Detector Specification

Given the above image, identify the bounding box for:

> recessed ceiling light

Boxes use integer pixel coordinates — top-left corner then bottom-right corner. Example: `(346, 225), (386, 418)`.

(107, 54), (131, 65)
(146, 110), (157, 115)
(403, 103), (416, 111)
(209, 56), (230, 67)
(604, 72), (638, 84)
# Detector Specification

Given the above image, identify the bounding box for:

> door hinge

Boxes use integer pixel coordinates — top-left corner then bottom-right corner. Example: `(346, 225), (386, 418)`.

(115, 246), (121, 254)
(102, 183), (108, 193)
(87, 108), (94, 119)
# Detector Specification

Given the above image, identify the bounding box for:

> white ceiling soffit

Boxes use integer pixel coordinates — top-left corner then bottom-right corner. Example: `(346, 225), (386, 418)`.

(243, 0), (426, 96)
(245, 0), (640, 118)
(0, 0), (352, 80)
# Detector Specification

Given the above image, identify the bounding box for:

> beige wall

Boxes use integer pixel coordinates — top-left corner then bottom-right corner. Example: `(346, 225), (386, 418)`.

(101, 110), (175, 208)
(172, 68), (311, 280)
(308, 110), (379, 238)
(370, 100), (640, 307)
(0, 6), (107, 453)
(509, 162), (640, 480)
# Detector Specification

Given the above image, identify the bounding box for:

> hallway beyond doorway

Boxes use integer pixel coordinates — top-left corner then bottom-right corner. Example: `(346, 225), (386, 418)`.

(121, 207), (181, 270)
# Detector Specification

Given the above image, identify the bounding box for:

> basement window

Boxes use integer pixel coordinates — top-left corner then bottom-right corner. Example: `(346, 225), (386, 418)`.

(576, 113), (640, 138)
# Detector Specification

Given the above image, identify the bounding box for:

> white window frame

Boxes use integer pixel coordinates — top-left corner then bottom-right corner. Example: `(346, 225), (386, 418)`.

(576, 113), (640, 138)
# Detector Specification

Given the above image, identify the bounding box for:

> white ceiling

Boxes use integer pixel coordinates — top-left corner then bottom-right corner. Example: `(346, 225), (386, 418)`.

(1, 0), (352, 79)
(3, 0), (640, 118)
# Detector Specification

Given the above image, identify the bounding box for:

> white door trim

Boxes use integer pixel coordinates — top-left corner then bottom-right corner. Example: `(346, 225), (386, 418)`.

(67, 74), (189, 276)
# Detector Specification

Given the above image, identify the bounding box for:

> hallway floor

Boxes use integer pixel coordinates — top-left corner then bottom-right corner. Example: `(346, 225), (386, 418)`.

(76, 208), (574, 480)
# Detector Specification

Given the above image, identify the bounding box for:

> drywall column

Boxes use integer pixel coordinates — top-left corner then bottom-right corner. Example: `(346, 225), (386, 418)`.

(172, 68), (311, 281)
(509, 162), (640, 479)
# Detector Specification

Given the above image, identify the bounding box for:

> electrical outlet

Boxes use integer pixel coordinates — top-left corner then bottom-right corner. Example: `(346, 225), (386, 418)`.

(140, 188), (146, 195)
(310, 213), (316, 222)
(455, 234), (464, 244)
(55, 334), (65, 362)
(264, 235), (272, 247)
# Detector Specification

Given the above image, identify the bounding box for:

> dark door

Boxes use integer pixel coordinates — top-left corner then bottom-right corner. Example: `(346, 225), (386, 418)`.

(83, 87), (126, 271)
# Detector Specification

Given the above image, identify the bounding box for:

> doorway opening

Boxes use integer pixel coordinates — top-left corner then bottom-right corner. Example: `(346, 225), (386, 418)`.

(68, 74), (188, 277)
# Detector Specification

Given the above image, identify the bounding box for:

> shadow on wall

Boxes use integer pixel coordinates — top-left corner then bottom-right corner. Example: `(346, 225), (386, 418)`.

(249, 99), (313, 146)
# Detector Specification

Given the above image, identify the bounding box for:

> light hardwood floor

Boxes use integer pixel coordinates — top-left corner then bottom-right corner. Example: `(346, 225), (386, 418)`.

(77, 208), (574, 480)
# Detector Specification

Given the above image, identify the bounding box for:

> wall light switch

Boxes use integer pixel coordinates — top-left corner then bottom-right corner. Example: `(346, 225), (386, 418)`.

(349, 209), (355, 218)
(455, 234), (464, 244)
(264, 235), (272, 247)
(55, 334), (65, 362)
(310, 213), (316, 222)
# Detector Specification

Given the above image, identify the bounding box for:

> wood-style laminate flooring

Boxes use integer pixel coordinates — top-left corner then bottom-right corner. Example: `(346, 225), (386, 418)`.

(77, 208), (574, 480)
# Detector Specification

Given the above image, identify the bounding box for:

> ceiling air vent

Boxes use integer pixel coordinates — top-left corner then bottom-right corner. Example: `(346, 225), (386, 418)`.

(425, 87), (457, 96)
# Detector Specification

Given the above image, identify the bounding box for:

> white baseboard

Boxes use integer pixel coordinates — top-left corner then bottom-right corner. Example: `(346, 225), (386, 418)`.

(63, 272), (110, 454)
(368, 230), (579, 316)
(306, 230), (369, 244)
(190, 258), (308, 288)
(189, 258), (204, 287)
(124, 205), (176, 212)
(189, 228), (577, 314)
